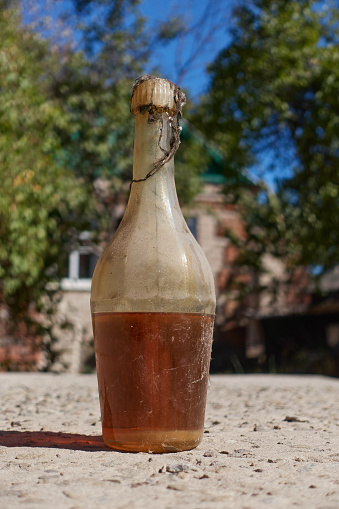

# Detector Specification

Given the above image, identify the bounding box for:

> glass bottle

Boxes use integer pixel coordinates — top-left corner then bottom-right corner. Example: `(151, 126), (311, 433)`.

(91, 76), (216, 453)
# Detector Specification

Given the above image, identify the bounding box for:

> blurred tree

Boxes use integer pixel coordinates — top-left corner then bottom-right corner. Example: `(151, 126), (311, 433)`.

(0, 4), (86, 307)
(0, 0), (213, 370)
(61, 0), (211, 206)
(151, 0), (233, 89)
(25, 0), (148, 236)
(198, 0), (339, 275)
(22, 0), (208, 216)
(0, 2), (90, 368)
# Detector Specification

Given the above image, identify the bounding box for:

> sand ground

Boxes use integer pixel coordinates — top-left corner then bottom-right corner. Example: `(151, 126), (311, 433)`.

(0, 373), (338, 508)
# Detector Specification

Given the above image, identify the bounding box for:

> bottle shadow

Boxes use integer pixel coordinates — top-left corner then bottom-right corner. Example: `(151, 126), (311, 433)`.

(0, 430), (108, 452)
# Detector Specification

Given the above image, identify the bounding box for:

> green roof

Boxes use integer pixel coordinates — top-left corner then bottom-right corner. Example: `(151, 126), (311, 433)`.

(181, 120), (253, 186)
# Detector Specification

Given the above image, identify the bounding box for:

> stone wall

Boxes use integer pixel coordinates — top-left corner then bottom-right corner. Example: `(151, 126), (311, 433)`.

(51, 291), (93, 373)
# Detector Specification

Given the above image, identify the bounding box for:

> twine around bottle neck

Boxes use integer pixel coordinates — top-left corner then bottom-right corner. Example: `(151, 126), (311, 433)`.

(130, 75), (186, 186)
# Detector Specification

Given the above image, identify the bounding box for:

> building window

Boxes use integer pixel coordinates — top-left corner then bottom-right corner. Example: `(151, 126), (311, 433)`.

(186, 216), (198, 240)
(62, 247), (100, 291)
(79, 252), (98, 279)
(327, 324), (339, 348)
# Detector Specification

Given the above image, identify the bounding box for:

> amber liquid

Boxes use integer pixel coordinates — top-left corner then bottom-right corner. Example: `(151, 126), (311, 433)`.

(92, 312), (214, 453)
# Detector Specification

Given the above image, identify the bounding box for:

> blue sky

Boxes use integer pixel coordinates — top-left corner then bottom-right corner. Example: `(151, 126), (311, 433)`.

(138, 0), (234, 99)
(22, 0), (234, 99)
(21, 0), (279, 186)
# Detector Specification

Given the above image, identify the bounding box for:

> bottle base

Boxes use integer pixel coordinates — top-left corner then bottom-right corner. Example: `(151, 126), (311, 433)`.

(102, 428), (202, 453)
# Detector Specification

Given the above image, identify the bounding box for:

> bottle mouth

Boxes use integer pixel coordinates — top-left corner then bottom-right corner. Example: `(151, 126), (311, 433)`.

(130, 75), (186, 116)
(130, 75), (186, 187)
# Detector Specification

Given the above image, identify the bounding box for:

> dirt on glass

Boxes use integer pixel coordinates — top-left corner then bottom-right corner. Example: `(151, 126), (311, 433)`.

(92, 311), (214, 453)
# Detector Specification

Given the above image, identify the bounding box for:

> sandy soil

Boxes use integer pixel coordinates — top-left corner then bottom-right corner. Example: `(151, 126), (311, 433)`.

(0, 373), (338, 508)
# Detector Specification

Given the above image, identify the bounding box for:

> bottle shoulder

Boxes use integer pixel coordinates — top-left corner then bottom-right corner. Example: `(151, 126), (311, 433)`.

(91, 211), (216, 315)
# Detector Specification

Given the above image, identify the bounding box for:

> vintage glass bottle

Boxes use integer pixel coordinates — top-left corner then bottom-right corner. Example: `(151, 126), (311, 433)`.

(91, 76), (216, 453)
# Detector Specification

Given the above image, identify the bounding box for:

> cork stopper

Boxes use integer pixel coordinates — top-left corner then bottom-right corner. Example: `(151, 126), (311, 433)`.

(131, 75), (182, 115)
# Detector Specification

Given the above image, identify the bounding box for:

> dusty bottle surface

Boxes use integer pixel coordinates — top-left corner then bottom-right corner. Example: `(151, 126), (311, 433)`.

(91, 76), (216, 453)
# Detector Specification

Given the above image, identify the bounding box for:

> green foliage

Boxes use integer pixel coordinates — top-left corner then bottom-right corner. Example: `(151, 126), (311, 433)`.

(0, 1), (206, 320)
(0, 6), (86, 310)
(175, 133), (209, 206)
(200, 0), (339, 273)
(0, 1), (148, 368)
(72, 0), (147, 66)
(157, 17), (186, 42)
(49, 50), (137, 197)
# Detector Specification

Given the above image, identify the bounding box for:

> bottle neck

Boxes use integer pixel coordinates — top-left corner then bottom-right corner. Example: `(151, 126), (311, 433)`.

(132, 111), (174, 181)
(129, 111), (179, 213)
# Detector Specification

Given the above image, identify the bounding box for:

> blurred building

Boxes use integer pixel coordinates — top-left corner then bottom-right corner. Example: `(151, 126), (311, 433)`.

(1, 122), (338, 373)
(50, 121), (252, 372)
